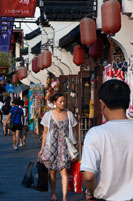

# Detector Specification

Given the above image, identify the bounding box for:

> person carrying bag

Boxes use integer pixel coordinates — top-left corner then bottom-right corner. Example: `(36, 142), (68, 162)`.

(38, 92), (78, 201)
(5, 98), (24, 150)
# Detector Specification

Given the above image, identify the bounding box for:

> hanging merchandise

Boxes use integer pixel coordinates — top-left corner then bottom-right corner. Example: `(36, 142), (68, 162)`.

(12, 74), (18, 84)
(32, 57), (40, 73)
(41, 50), (52, 69)
(104, 64), (124, 81)
(73, 45), (85, 65)
(89, 74), (95, 119)
(89, 35), (104, 58)
(37, 53), (43, 70)
(80, 18), (97, 46)
(126, 66), (133, 119)
(101, 0), (121, 34)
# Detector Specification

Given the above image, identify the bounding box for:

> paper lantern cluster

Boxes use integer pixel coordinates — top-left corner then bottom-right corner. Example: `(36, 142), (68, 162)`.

(32, 50), (52, 73)
(73, 0), (121, 64)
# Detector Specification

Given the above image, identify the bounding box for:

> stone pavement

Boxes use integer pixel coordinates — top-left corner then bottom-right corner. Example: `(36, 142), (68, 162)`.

(0, 123), (86, 201)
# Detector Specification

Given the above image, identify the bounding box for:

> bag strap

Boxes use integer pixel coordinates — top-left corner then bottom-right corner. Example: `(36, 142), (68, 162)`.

(12, 108), (20, 123)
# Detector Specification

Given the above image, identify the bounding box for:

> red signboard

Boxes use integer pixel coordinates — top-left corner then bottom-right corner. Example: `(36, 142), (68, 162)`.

(0, 0), (37, 18)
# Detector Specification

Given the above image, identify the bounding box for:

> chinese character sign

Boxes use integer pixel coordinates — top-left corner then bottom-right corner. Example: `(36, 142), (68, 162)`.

(0, 0), (37, 17)
(0, 17), (14, 52)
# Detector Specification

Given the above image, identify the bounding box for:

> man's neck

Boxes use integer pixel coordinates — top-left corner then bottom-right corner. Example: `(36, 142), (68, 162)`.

(105, 108), (127, 121)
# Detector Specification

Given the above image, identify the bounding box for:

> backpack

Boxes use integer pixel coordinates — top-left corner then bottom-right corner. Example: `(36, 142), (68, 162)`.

(2, 105), (11, 115)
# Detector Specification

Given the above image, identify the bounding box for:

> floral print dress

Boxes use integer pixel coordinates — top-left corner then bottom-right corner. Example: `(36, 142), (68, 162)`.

(41, 115), (70, 171)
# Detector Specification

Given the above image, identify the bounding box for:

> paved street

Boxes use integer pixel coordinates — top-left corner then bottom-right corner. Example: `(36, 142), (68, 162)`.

(0, 123), (86, 201)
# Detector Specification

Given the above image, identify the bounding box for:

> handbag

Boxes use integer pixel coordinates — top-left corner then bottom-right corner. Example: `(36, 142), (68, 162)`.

(22, 160), (48, 192)
(6, 120), (14, 129)
(63, 132), (79, 161)
(68, 161), (83, 193)
(6, 109), (19, 129)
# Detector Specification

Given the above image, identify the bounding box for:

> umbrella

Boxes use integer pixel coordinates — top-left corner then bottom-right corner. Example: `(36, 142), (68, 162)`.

(14, 84), (29, 93)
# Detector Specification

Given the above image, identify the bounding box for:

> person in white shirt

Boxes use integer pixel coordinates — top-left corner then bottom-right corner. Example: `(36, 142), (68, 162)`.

(80, 79), (133, 201)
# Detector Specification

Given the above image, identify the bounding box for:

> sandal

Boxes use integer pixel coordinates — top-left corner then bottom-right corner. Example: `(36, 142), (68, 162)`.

(51, 195), (57, 201)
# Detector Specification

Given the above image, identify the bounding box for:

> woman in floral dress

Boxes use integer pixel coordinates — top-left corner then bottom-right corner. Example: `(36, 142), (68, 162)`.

(38, 92), (78, 201)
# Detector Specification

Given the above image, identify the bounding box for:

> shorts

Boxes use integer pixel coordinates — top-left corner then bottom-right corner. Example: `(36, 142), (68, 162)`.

(12, 123), (22, 132)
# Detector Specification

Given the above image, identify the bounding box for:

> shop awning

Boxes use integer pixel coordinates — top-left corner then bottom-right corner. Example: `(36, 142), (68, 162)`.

(14, 84), (29, 93)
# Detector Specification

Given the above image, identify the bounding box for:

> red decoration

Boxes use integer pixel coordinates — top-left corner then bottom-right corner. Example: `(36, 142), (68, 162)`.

(73, 45), (85, 65)
(89, 35), (104, 58)
(32, 57), (40, 73)
(21, 67), (27, 79)
(41, 50), (52, 69)
(12, 74), (18, 84)
(80, 18), (97, 46)
(37, 53), (43, 70)
(17, 67), (27, 80)
(17, 69), (23, 80)
(0, 0), (37, 17)
(101, 0), (121, 34)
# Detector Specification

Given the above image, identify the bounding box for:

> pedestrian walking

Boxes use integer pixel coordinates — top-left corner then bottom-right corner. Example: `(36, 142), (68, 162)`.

(80, 79), (133, 201)
(5, 98), (24, 150)
(0, 97), (4, 123)
(38, 92), (78, 201)
(19, 100), (28, 147)
(2, 100), (11, 136)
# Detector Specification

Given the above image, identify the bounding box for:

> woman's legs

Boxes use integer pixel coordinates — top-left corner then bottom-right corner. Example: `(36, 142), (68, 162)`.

(60, 168), (68, 201)
(49, 169), (57, 199)
(3, 120), (7, 135)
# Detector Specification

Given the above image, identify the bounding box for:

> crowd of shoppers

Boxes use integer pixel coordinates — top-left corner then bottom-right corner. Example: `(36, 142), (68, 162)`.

(1, 79), (133, 201)
(1, 97), (28, 150)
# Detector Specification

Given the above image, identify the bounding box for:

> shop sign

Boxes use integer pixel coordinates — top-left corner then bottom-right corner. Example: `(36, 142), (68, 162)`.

(0, 0), (37, 18)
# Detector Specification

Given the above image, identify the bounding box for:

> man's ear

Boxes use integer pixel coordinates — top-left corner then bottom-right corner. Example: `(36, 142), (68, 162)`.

(99, 99), (106, 111)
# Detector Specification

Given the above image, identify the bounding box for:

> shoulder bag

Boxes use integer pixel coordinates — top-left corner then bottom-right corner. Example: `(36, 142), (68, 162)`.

(7, 109), (20, 129)
(63, 132), (79, 161)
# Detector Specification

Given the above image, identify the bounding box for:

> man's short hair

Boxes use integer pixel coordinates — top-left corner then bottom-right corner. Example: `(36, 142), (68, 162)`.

(98, 79), (130, 110)
(13, 98), (20, 106)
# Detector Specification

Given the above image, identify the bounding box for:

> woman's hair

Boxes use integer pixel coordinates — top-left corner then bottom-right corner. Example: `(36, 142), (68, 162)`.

(49, 92), (65, 103)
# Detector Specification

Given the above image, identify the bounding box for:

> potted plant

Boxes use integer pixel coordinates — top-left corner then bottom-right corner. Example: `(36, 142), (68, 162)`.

(0, 51), (14, 74)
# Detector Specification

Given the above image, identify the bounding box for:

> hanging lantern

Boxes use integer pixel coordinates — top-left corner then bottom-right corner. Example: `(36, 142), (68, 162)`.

(21, 67), (27, 79)
(32, 57), (40, 73)
(17, 69), (23, 80)
(73, 45), (85, 65)
(89, 35), (104, 58)
(101, 0), (121, 34)
(41, 50), (52, 69)
(37, 53), (43, 70)
(12, 74), (18, 84)
(80, 18), (97, 46)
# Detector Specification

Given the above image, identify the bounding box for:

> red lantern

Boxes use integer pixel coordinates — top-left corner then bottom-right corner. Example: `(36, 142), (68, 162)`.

(73, 45), (85, 65)
(17, 69), (23, 80)
(32, 57), (40, 73)
(12, 74), (18, 84)
(41, 50), (52, 69)
(101, 0), (121, 34)
(80, 18), (97, 46)
(21, 67), (27, 79)
(37, 53), (43, 70)
(89, 35), (104, 58)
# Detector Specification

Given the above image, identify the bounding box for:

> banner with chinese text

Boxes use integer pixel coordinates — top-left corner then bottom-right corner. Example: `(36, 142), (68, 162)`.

(0, 0), (37, 18)
(0, 17), (14, 52)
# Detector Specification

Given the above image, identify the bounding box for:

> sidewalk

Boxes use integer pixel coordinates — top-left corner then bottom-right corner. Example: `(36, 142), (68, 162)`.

(0, 123), (86, 201)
